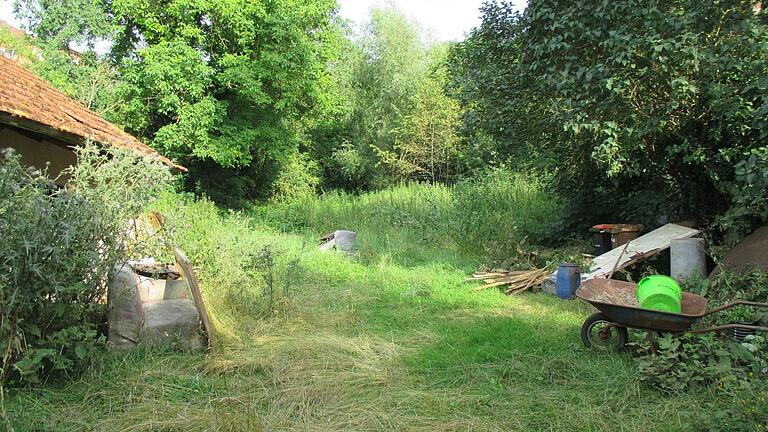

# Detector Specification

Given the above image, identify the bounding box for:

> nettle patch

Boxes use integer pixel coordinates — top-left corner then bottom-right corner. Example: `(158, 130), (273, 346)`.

(0, 145), (170, 386)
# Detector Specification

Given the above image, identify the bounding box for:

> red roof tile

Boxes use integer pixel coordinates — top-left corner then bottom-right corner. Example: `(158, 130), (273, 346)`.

(0, 55), (186, 171)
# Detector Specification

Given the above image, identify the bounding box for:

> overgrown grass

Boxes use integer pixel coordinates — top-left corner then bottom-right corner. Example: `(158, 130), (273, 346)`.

(4, 185), (735, 431)
(259, 171), (565, 261)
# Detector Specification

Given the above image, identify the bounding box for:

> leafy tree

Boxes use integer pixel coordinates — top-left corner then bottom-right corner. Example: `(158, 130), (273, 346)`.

(13, 0), (111, 50)
(450, 0), (768, 235)
(320, 6), (464, 188)
(16, 0), (344, 204)
(386, 46), (463, 183)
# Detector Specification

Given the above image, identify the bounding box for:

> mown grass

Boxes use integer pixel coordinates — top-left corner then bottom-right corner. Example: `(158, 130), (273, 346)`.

(6, 184), (725, 431)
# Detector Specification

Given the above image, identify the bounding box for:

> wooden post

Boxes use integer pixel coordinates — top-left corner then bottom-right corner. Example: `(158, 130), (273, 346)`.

(175, 248), (213, 349)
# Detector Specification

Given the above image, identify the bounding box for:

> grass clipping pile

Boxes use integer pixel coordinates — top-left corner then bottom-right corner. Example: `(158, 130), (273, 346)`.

(467, 268), (549, 295)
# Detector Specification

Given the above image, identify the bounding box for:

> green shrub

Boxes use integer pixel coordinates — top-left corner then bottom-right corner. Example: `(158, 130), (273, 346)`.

(272, 152), (321, 203)
(640, 333), (768, 431)
(683, 270), (768, 327)
(148, 194), (306, 342)
(0, 145), (170, 386)
(634, 269), (768, 416)
(449, 0), (768, 234)
(633, 333), (767, 394)
(328, 143), (376, 192)
(716, 147), (768, 243)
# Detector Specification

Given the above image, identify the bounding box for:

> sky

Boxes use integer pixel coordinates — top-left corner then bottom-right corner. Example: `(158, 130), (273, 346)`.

(338, 0), (526, 41)
(0, 2), (17, 28)
(0, 0), (528, 42)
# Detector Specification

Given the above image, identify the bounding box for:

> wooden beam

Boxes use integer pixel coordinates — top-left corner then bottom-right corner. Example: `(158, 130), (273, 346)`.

(175, 248), (214, 349)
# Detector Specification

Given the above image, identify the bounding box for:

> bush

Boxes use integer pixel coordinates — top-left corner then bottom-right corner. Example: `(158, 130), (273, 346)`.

(634, 332), (768, 431)
(149, 194), (305, 341)
(449, 0), (768, 234)
(716, 147), (768, 243)
(633, 271), (768, 429)
(683, 270), (768, 327)
(0, 145), (170, 386)
(272, 152), (321, 203)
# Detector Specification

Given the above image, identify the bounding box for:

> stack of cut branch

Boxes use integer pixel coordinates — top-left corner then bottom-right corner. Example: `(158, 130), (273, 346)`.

(466, 268), (549, 295)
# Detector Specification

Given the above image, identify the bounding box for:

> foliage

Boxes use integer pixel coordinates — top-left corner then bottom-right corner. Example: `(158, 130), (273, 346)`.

(452, 168), (565, 253)
(327, 142), (373, 191)
(694, 269), (768, 305)
(13, 0), (111, 49)
(271, 152), (321, 203)
(386, 46), (464, 183)
(683, 269), (768, 330)
(317, 7), (464, 189)
(349, 6), (427, 185)
(35, 49), (120, 114)
(716, 147), (768, 242)
(632, 332), (767, 394)
(0, 145), (170, 386)
(15, 2), (461, 197)
(0, 22), (119, 115)
(262, 182), (455, 252)
(262, 172), (564, 262)
(450, 0), (768, 232)
(16, 0), (344, 203)
(239, 244), (303, 319)
(0, 24), (37, 61)
(634, 270), (768, 429)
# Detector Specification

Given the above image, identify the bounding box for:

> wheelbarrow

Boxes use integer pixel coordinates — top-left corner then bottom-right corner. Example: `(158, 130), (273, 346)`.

(575, 279), (768, 350)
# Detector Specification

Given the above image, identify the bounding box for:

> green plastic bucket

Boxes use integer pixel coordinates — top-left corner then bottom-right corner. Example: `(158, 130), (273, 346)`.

(636, 275), (682, 313)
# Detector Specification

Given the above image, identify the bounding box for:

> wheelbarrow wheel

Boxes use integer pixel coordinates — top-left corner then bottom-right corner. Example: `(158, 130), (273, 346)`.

(581, 313), (628, 351)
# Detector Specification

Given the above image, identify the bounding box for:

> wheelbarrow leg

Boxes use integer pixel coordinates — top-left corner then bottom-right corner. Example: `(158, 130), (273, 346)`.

(645, 331), (657, 354)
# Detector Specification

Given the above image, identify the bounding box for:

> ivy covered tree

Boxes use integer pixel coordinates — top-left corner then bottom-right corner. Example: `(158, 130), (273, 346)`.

(450, 0), (768, 236)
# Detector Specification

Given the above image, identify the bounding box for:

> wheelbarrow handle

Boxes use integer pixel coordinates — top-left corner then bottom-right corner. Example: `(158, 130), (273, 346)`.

(691, 323), (768, 334)
(703, 300), (768, 317)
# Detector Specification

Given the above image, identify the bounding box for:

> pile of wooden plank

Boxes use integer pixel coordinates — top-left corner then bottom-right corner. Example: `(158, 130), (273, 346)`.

(467, 268), (549, 295)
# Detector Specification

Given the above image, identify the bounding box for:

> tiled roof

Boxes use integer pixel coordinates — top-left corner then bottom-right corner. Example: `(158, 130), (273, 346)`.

(0, 55), (186, 171)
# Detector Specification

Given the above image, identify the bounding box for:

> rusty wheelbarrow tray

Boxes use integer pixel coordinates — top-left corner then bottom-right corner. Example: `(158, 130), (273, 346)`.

(575, 279), (768, 350)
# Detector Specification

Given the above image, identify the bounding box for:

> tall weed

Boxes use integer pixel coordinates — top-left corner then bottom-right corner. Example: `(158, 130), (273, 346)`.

(152, 195), (306, 343)
(260, 169), (564, 259)
(452, 168), (565, 254)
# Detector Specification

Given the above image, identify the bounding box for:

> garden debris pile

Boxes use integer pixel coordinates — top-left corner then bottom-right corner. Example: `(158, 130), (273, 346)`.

(468, 268), (549, 295)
